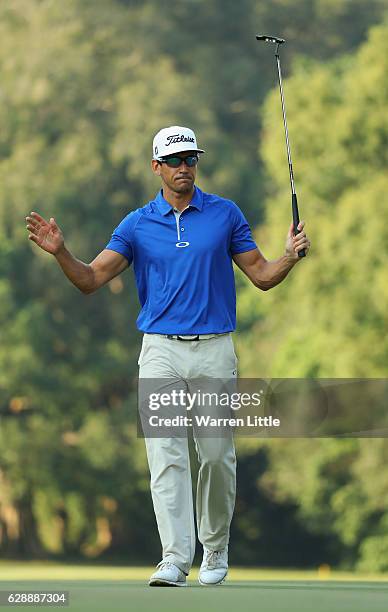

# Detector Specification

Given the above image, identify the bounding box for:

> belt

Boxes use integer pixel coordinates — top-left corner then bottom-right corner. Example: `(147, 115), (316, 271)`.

(165, 333), (229, 342)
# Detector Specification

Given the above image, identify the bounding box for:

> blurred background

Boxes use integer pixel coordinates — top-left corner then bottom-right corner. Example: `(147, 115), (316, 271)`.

(1, 0), (388, 573)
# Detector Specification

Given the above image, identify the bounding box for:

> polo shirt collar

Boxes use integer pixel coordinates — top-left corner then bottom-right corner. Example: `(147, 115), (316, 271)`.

(155, 185), (204, 216)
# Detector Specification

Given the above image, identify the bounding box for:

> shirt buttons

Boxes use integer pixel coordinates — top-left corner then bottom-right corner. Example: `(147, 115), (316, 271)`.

(181, 227), (185, 231)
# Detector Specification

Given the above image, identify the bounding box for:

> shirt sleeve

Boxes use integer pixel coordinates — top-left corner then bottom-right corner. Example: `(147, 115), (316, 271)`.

(229, 202), (257, 255)
(105, 211), (137, 265)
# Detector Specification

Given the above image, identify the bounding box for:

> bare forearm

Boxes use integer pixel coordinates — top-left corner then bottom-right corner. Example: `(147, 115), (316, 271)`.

(255, 255), (296, 290)
(54, 245), (94, 294)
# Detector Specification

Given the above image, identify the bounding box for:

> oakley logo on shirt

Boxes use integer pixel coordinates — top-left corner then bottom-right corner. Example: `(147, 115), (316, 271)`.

(104, 185), (258, 334)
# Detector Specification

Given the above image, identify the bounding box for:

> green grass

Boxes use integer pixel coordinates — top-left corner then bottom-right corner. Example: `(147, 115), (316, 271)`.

(0, 563), (387, 611)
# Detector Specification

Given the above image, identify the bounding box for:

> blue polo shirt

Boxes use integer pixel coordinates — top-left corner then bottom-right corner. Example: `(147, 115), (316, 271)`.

(105, 185), (257, 334)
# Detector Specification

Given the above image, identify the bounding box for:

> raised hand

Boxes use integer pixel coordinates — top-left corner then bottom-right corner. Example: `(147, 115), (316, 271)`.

(25, 212), (65, 255)
(285, 220), (310, 261)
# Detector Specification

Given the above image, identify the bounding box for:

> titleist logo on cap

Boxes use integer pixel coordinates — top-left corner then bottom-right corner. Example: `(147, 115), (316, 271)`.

(152, 125), (204, 159)
(165, 134), (195, 147)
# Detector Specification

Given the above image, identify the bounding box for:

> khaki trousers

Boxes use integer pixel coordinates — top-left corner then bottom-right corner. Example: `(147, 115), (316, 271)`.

(138, 332), (238, 575)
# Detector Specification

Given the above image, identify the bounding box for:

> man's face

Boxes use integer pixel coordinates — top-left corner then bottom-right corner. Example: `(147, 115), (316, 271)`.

(151, 151), (198, 194)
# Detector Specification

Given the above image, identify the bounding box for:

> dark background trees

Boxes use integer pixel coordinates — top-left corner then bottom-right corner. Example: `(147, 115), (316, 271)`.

(1, 0), (388, 570)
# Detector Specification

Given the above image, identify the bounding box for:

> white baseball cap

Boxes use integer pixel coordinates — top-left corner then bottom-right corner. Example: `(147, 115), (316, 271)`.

(152, 125), (205, 160)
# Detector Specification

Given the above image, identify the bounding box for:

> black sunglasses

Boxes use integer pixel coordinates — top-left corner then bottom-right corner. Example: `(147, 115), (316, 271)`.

(158, 155), (199, 168)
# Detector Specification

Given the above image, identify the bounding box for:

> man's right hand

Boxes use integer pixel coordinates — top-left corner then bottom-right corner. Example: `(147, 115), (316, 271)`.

(25, 212), (65, 255)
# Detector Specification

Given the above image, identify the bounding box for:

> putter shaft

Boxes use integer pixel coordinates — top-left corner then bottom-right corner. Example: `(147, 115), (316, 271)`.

(275, 51), (295, 195)
(256, 34), (306, 257)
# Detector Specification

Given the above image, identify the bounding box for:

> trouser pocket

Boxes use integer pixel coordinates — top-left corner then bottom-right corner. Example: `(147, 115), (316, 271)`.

(137, 335), (149, 365)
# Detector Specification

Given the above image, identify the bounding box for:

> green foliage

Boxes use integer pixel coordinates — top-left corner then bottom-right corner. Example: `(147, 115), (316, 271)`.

(238, 21), (388, 378)
(359, 534), (388, 572)
(235, 20), (388, 572)
(1, 0), (388, 568)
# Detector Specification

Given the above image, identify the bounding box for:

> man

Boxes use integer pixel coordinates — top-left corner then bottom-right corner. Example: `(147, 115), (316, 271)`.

(25, 125), (310, 587)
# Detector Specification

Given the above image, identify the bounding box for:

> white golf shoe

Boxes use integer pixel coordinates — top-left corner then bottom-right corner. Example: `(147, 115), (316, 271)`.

(149, 560), (187, 587)
(198, 546), (228, 586)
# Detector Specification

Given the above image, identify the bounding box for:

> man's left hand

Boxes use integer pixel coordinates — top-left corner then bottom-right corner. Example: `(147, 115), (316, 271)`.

(285, 220), (311, 261)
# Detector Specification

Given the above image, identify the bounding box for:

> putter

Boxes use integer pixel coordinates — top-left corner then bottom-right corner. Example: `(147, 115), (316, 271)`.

(256, 34), (306, 257)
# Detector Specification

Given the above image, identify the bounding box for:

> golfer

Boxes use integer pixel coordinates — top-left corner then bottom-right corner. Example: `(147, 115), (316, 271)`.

(25, 125), (310, 587)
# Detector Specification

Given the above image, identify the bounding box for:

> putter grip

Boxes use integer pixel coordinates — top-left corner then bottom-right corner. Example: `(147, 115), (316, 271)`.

(292, 193), (306, 258)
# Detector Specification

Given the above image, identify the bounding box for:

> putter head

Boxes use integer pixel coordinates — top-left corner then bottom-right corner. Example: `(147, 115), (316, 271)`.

(256, 34), (285, 44)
